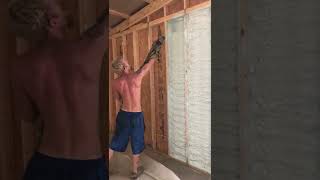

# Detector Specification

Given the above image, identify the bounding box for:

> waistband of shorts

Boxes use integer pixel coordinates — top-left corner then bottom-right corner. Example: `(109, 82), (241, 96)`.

(33, 151), (105, 162)
(119, 109), (143, 114)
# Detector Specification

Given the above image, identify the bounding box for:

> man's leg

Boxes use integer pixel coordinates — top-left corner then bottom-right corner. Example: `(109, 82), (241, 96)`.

(132, 154), (140, 173)
(109, 148), (114, 160)
(130, 112), (145, 178)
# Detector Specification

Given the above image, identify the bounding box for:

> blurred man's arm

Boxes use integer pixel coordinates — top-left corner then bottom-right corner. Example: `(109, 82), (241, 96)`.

(81, 9), (107, 40)
(77, 9), (107, 59)
(11, 67), (38, 124)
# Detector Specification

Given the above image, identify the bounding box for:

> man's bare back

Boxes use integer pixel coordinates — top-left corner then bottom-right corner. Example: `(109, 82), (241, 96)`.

(111, 58), (156, 113)
(9, 1), (108, 179)
(112, 73), (142, 112)
(13, 39), (105, 159)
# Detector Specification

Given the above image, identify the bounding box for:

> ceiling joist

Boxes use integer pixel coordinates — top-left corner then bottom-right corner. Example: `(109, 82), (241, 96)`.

(109, 9), (130, 19)
(110, 0), (175, 35)
(143, 0), (155, 3)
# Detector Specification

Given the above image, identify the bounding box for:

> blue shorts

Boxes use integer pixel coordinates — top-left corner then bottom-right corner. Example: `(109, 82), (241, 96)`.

(110, 110), (145, 155)
(23, 152), (107, 180)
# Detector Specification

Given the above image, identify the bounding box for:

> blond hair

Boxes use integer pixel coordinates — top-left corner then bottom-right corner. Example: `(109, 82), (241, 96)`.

(8, 0), (49, 40)
(111, 57), (125, 74)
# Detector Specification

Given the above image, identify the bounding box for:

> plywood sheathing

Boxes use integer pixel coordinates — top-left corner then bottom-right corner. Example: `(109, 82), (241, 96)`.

(115, 37), (123, 115)
(166, 0), (184, 15)
(149, 8), (165, 21)
(137, 28), (153, 145)
(152, 23), (168, 153)
(125, 33), (135, 69)
(187, 0), (209, 7)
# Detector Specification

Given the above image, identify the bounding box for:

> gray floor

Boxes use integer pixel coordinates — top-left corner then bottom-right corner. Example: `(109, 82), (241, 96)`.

(109, 135), (211, 180)
(143, 146), (211, 180)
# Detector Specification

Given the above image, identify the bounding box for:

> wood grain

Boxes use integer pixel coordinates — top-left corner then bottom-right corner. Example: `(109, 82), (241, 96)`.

(166, 0), (184, 15)
(115, 37), (123, 115)
(115, 37), (123, 58)
(137, 28), (153, 146)
(148, 27), (156, 149)
(125, 33), (135, 68)
(187, 0), (209, 8)
(149, 8), (165, 21)
(152, 23), (168, 153)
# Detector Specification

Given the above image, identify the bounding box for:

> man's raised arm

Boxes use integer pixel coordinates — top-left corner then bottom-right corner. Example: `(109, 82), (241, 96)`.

(135, 36), (165, 78)
(76, 9), (107, 58)
(81, 9), (107, 40)
(135, 57), (157, 78)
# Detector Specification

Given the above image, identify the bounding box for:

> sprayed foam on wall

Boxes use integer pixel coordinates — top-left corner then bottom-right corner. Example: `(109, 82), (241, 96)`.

(168, 16), (187, 163)
(167, 7), (211, 173)
(185, 7), (211, 173)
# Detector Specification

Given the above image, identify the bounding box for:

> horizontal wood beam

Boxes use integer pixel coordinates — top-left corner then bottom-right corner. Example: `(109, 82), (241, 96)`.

(109, 9), (130, 19)
(110, 0), (175, 35)
(111, 23), (149, 38)
(185, 0), (211, 13)
(110, 0), (211, 36)
(143, 0), (155, 3)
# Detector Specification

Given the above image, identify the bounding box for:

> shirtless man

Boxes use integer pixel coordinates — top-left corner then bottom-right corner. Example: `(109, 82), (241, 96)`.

(109, 41), (162, 179)
(9, 0), (107, 179)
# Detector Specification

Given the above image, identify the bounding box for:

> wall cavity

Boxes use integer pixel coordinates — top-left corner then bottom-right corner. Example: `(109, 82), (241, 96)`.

(168, 16), (187, 163)
(167, 7), (211, 173)
(185, 7), (211, 173)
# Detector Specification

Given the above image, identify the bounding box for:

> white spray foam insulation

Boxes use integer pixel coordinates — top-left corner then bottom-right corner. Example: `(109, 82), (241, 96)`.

(185, 7), (211, 173)
(167, 16), (187, 163)
(167, 7), (211, 173)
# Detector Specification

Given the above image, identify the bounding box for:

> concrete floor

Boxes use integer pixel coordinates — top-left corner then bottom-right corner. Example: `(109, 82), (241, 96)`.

(109, 141), (210, 180)
(143, 147), (211, 180)
(109, 151), (180, 180)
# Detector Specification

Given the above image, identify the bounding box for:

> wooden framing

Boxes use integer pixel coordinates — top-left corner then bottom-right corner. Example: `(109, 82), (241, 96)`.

(132, 31), (139, 70)
(109, 0), (211, 153)
(148, 22), (157, 149)
(110, 0), (175, 35)
(143, 0), (155, 3)
(185, 0), (210, 13)
(109, 9), (130, 19)
(111, 0), (211, 35)
(111, 0), (211, 37)
(122, 35), (127, 59)
(111, 23), (148, 39)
